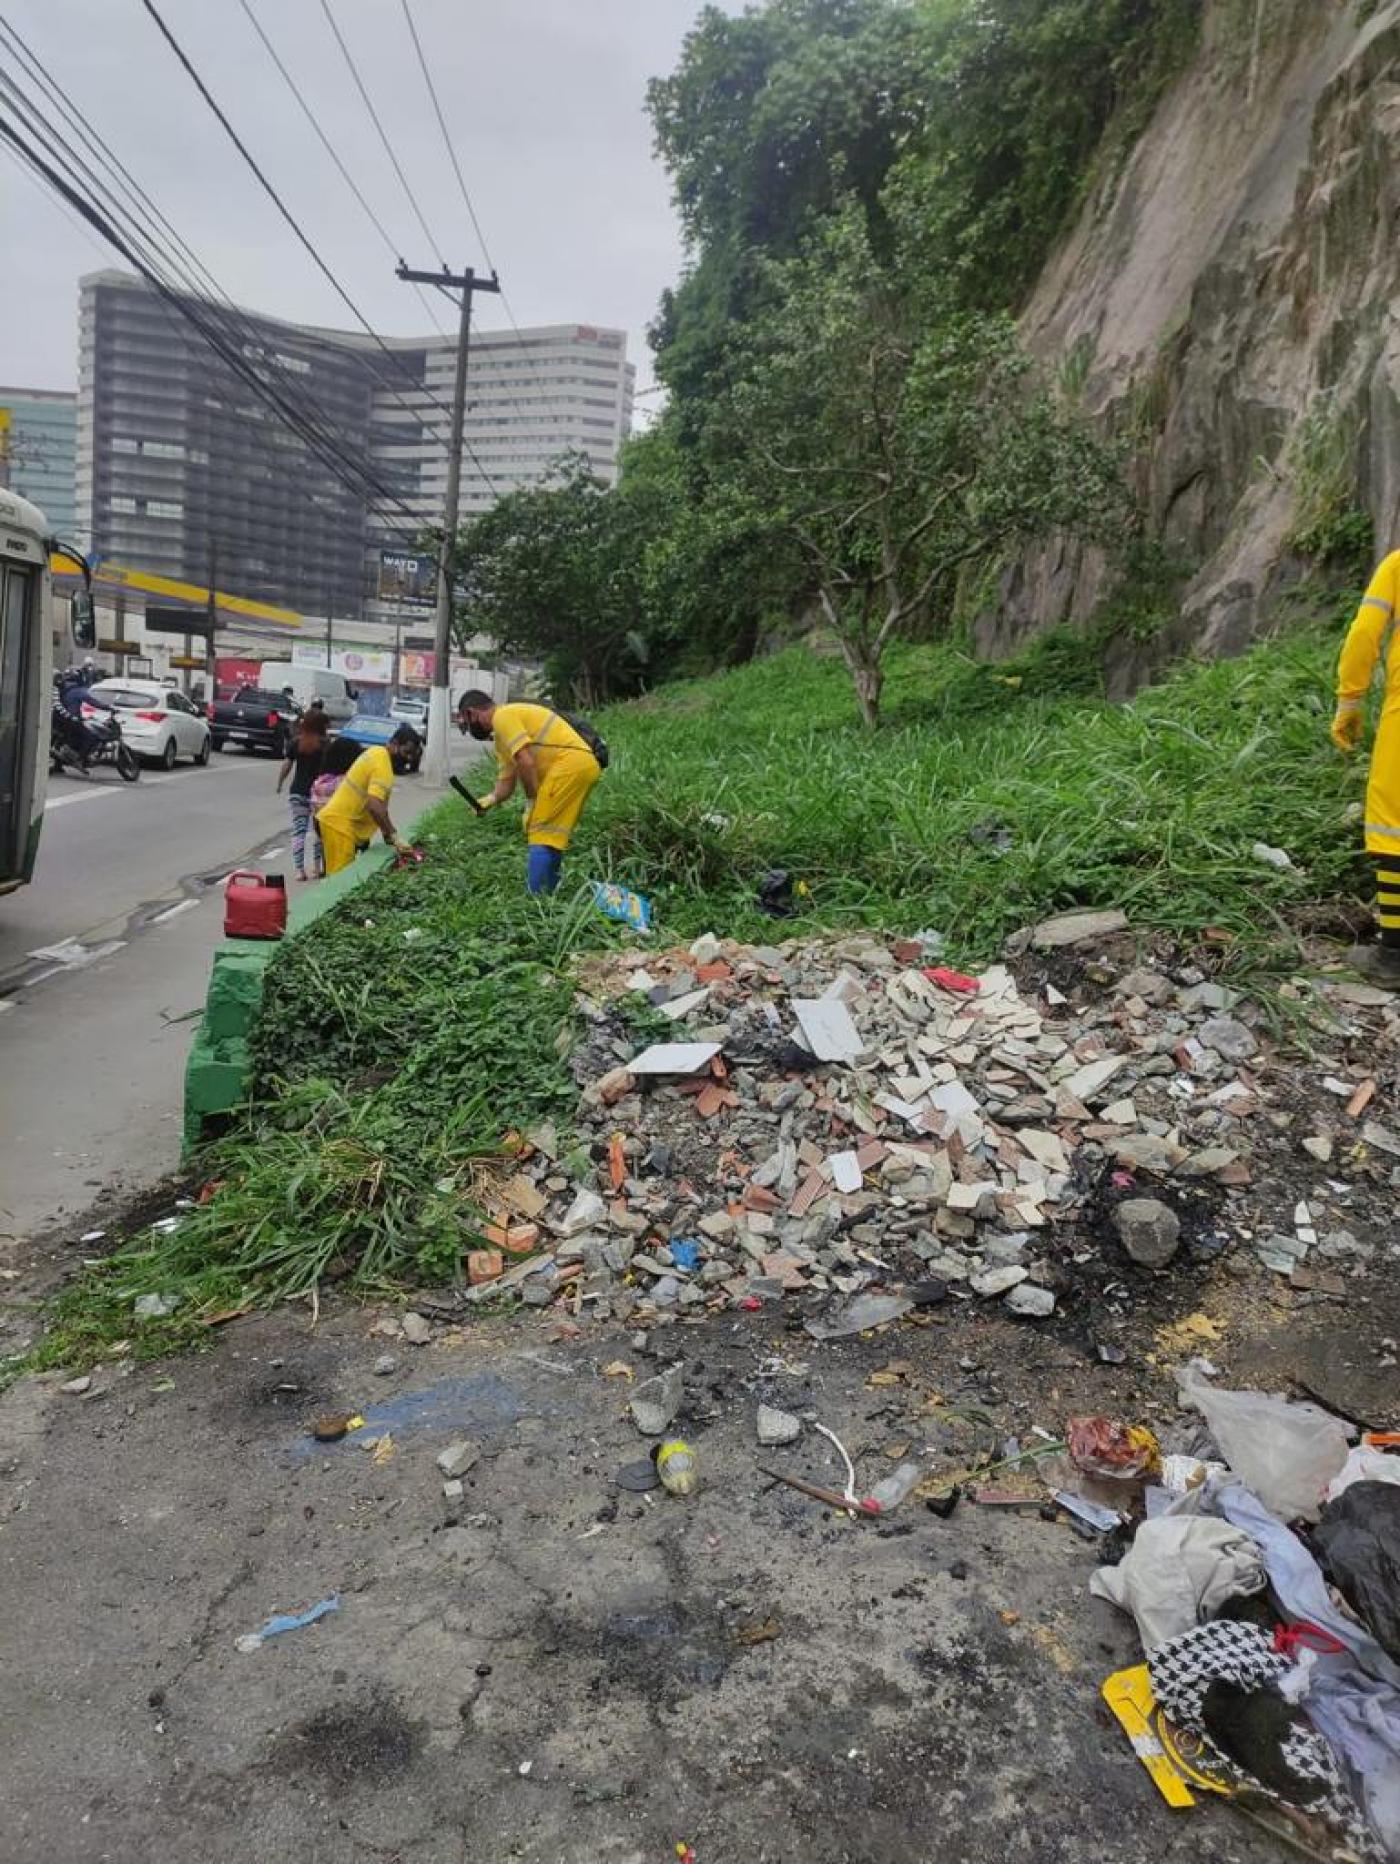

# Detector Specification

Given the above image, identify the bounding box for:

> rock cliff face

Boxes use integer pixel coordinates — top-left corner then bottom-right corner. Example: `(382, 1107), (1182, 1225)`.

(981, 0), (1400, 692)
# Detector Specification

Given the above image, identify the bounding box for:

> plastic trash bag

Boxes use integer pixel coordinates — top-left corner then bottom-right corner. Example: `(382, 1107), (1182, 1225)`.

(1326, 1445), (1400, 1503)
(1211, 1480), (1400, 1690)
(1314, 1483), (1400, 1663)
(1068, 1416), (1161, 1481)
(1176, 1363), (1349, 1522)
(804, 1292), (913, 1341)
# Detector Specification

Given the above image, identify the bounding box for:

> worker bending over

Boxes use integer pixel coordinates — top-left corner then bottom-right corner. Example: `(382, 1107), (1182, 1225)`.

(315, 724), (421, 876)
(1333, 549), (1400, 984)
(455, 691), (601, 894)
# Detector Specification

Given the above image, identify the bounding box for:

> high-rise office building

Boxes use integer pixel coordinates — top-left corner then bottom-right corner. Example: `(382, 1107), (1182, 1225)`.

(0, 386), (77, 534)
(75, 272), (634, 621)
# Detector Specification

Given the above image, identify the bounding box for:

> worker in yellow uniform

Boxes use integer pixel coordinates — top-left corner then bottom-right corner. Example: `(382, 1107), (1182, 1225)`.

(1333, 549), (1400, 983)
(314, 725), (421, 876)
(455, 690), (602, 893)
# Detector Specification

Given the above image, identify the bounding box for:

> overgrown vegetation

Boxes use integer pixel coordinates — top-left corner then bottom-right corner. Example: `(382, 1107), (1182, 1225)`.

(15, 618), (1368, 1377)
(1286, 393), (1375, 577)
(451, 0), (1207, 719)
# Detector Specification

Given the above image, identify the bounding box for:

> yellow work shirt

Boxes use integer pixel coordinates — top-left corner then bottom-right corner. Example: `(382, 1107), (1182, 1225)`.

(316, 744), (395, 845)
(491, 703), (592, 776)
(491, 703), (601, 852)
(1337, 551), (1400, 853)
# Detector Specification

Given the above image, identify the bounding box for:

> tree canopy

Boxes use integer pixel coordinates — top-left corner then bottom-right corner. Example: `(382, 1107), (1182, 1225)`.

(454, 0), (1202, 721)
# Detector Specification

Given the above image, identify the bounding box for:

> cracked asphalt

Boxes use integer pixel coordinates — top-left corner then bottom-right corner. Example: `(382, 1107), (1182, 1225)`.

(0, 1295), (1295, 1864)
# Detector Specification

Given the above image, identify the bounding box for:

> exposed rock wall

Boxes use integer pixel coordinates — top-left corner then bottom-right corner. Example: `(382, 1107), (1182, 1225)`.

(981, 0), (1400, 692)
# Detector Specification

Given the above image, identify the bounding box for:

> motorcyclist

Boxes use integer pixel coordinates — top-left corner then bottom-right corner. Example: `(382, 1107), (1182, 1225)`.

(53, 666), (110, 765)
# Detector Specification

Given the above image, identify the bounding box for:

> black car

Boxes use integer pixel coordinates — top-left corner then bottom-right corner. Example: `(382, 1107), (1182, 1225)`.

(207, 687), (301, 756)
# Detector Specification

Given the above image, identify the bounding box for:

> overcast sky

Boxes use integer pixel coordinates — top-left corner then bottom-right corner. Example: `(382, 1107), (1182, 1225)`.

(0, 0), (721, 401)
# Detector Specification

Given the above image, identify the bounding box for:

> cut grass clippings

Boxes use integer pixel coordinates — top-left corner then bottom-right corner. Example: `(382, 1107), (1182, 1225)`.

(15, 621), (1369, 1377)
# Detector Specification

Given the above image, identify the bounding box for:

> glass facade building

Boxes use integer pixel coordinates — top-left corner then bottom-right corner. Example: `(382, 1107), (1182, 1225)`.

(77, 272), (634, 621)
(0, 386), (77, 534)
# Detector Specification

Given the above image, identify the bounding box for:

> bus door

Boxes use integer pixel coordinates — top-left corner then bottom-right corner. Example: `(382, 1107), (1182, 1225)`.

(0, 559), (37, 882)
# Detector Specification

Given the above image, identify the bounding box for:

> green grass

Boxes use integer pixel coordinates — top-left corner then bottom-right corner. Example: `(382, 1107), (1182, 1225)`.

(10, 620), (1370, 1379)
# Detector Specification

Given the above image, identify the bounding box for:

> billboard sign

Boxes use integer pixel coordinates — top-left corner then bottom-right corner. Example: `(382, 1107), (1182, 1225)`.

(145, 603), (213, 638)
(377, 548), (435, 609)
(291, 642), (395, 683)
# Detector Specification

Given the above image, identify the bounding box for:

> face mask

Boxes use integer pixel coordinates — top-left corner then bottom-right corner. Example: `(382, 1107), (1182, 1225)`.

(466, 718), (491, 741)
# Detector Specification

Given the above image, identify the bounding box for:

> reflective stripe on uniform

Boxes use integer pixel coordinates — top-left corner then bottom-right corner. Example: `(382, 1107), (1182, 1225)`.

(1365, 822), (1400, 841)
(1363, 596), (1395, 614)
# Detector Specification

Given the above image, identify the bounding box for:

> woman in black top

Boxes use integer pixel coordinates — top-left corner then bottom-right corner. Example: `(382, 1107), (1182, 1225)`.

(276, 709), (329, 880)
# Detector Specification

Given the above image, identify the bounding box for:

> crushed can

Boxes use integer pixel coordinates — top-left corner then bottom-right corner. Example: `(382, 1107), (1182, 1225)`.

(224, 869), (287, 940)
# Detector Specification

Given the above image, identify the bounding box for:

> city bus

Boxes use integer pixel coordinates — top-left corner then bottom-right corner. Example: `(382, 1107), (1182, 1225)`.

(0, 487), (92, 894)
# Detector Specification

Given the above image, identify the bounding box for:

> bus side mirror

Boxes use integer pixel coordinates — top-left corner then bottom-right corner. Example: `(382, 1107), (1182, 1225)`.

(71, 591), (96, 649)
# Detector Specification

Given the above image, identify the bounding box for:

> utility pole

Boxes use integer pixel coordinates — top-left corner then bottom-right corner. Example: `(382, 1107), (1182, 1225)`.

(203, 535), (217, 700)
(396, 260), (500, 784)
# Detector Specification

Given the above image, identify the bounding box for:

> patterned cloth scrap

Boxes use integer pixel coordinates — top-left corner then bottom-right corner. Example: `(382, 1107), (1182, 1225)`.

(1148, 1619), (1383, 1860)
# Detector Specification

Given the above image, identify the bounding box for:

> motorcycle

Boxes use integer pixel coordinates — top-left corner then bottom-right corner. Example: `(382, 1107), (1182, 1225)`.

(49, 701), (141, 783)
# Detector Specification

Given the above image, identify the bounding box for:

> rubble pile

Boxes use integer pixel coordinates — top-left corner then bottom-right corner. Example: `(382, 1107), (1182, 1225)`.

(454, 916), (1400, 1325)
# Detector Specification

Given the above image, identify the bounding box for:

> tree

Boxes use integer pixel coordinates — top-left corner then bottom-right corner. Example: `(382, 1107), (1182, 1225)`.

(646, 0), (934, 417)
(723, 205), (1128, 726)
(454, 457), (657, 707)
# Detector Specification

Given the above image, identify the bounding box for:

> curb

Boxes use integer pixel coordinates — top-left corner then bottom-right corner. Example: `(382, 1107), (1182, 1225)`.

(182, 789), (444, 1151)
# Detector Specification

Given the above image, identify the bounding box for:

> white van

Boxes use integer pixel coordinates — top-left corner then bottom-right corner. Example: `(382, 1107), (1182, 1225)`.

(258, 663), (356, 723)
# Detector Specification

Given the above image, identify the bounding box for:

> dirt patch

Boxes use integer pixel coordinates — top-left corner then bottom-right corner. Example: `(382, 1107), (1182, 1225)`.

(267, 1693), (425, 1789)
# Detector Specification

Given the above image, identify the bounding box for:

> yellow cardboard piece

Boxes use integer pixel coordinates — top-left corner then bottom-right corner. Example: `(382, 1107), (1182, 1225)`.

(1101, 1664), (1196, 1808)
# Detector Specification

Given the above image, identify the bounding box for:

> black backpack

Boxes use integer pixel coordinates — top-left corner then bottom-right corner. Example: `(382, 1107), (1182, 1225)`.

(560, 710), (610, 770)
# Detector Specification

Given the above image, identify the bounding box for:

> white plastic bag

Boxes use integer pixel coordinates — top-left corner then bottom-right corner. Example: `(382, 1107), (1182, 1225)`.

(1176, 1363), (1349, 1522)
(1325, 1444), (1400, 1503)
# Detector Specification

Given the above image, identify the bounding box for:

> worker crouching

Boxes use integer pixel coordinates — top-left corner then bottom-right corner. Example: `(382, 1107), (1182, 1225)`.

(315, 724), (422, 876)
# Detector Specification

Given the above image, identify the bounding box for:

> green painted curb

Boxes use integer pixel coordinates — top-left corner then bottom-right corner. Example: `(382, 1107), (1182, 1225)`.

(181, 790), (441, 1152)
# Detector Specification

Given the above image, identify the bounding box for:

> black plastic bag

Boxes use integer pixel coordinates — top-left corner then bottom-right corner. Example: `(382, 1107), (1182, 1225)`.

(1312, 1480), (1400, 1660)
(756, 869), (795, 918)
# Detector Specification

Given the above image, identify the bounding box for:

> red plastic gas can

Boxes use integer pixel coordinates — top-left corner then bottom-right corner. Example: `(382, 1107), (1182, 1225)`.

(224, 869), (288, 940)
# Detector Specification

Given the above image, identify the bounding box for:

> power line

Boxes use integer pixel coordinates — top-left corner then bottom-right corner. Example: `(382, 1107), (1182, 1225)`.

(316, 0), (446, 271)
(136, 0), (500, 493)
(0, 135), (108, 262)
(397, 0), (491, 269)
(0, 30), (419, 525)
(0, 111), (427, 535)
(0, 24), (401, 513)
(235, 0), (447, 340)
(394, 0), (588, 441)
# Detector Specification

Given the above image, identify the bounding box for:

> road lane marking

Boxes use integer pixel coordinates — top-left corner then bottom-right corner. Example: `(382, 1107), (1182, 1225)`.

(42, 759), (256, 811)
(44, 772), (184, 811)
(25, 937), (127, 967)
(151, 898), (200, 924)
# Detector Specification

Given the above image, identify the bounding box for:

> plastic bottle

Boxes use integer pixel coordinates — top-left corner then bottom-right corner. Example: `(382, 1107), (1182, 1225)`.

(655, 1439), (698, 1496)
(866, 1462), (922, 1513)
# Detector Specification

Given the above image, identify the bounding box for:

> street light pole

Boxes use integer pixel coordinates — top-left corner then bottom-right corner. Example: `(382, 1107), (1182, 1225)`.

(395, 261), (500, 784)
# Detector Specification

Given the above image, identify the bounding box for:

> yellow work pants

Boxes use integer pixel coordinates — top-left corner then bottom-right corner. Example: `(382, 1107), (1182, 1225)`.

(526, 754), (601, 852)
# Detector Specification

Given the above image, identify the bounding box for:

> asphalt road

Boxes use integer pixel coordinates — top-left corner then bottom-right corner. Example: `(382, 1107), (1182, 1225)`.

(0, 739), (462, 1242)
(0, 746), (291, 1239)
